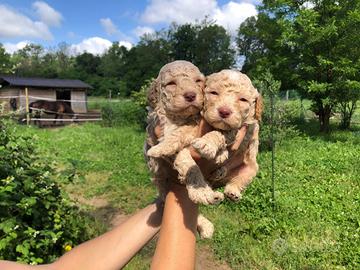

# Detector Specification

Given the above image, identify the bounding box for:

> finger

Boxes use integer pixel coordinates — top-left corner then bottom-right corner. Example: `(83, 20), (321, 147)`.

(229, 124), (248, 152)
(154, 124), (162, 140)
(197, 118), (213, 137)
(221, 150), (246, 174)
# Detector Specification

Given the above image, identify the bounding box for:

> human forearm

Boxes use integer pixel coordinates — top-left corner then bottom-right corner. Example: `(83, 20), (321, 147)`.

(151, 183), (198, 270)
(51, 201), (163, 270)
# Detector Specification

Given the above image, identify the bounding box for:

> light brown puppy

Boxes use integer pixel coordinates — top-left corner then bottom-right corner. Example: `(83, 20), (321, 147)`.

(192, 69), (263, 201)
(145, 60), (218, 238)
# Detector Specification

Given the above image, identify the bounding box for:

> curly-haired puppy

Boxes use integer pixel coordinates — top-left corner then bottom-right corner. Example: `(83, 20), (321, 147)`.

(192, 69), (263, 201)
(145, 60), (218, 238)
(146, 60), (224, 204)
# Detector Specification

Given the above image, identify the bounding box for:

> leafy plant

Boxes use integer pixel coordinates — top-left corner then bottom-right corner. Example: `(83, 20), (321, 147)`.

(101, 99), (146, 128)
(0, 119), (96, 264)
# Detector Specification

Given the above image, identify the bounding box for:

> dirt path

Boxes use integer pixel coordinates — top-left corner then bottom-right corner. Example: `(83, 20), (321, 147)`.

(72, 195), (232, 270)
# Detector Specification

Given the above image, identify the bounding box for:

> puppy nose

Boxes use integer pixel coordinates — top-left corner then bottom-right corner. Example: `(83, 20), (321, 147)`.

(184, 91), (196, 102)
(218, 107), (232, 118)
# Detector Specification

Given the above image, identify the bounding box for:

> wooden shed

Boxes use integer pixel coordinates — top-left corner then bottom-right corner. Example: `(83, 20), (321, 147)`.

(0, 75), (92, 113)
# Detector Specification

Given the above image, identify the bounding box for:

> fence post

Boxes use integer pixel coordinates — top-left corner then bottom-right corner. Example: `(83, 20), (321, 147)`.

(25, 87), (30, 126)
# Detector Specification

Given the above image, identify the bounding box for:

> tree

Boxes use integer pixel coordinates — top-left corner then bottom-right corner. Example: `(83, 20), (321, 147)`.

(0, 44), (12, 74)
(12, 44), (45, 76)
(171, 19), (236, 75)
(238, 0), (360, 132)
(122, 31), (172, 94)
(98, 42), (128, 78)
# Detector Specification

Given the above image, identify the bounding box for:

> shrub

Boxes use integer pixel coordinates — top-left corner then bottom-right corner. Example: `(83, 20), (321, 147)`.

(260, 98), (302, 151)
(101, 99), (146, 128)
(0, 119), (95, 264)
(101, 80), (154, 128)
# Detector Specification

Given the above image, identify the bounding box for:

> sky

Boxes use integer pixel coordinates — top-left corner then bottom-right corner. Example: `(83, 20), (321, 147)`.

(0, 0), (261, 55)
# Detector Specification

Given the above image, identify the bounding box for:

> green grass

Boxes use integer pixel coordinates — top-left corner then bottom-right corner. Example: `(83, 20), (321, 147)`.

(15, 118), (360, 269)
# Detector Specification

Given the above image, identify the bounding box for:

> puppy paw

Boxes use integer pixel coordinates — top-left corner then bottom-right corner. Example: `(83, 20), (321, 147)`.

(188, 186), (224, 205)
(192, 138), (218, 160)
(214, 149), (229, 164)
(147, 145), (173, 158)
(224, 184), (242, 202)
(197, 215), (214, 239)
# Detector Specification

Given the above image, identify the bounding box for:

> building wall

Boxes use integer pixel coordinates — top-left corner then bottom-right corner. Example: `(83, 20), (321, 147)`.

(0, 87), (20, 111)
(20, 88), (56, 109)
(71, 90), (87, 113)
(1, 87), (87, 113)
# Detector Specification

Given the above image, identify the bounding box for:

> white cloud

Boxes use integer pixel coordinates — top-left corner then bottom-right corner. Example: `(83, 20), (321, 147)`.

(0, 5), (52, 40)
(100, 18), (119, 36)
(140, 0), (257, 35)
(32, 1), (63, 27)
(3, 41), (30, 54)
(70, 37), (112, 55)
(133, 26), (155, 37)
(141, 0), (217, 24)
(213, 2), (257, 34)
(118, 41), (133, 50)
(69, 37), (132, 55)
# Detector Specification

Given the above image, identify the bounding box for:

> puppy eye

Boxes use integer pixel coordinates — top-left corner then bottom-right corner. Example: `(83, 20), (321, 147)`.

(166, 81), (176, 87)
(196, 79), (203, 84)
(239, 98), (248, 102)
(210, 91), (219, 96)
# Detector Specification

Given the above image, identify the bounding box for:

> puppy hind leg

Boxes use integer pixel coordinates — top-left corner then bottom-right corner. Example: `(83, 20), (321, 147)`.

(175, 149), (224, 205)
(197, 214), (214, 239)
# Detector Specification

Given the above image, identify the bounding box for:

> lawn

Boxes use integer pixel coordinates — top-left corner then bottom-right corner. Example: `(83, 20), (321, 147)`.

(15, 109), (360, 269)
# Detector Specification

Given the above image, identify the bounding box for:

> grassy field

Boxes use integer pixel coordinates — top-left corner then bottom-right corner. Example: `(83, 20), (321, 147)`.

(14, 102), (360, 269)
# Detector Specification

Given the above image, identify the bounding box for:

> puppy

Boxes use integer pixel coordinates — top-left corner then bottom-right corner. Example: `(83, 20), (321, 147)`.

(146, 60), (224, 205)
(192, 70), (263, 201)
(145, 60), (218, 238)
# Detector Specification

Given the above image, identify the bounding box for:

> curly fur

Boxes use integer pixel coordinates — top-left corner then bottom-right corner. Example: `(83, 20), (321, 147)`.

(144, 60), (218, 238)
(191, 69), (263, 201)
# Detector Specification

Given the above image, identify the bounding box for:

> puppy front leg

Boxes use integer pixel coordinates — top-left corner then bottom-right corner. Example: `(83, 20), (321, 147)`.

(224, 162), (258, 201)
(147, 128), (193, 158)
(192, 131), (227, 160)
(174, 148), (224, 205)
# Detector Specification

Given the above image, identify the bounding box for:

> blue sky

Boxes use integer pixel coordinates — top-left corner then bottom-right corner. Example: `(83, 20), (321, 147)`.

(0, 0), (261, 54)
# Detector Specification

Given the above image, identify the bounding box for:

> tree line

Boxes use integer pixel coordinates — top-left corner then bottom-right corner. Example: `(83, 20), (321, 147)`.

(1, 1), (359, 132)
(0, 19), (235, 97)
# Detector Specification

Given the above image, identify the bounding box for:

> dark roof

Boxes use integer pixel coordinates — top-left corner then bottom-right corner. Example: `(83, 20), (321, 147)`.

(0, 75), (92, 89)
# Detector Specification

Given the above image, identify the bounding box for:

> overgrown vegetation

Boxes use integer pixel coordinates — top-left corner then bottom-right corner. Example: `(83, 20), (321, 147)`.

(11, 97), (360, 269)
(0, 119), (99, 264)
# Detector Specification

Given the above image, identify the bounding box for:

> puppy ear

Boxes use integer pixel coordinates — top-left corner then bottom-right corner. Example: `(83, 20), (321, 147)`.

(147, 78), (160, 109)
(255, 94), (263, 121)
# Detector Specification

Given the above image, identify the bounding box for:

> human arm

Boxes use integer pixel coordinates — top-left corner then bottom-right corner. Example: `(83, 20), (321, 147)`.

(151, 183), (198, 270)
(0, 200), (163, 270)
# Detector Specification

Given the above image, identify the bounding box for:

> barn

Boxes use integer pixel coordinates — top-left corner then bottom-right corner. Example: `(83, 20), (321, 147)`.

(0, 75), (92, 113)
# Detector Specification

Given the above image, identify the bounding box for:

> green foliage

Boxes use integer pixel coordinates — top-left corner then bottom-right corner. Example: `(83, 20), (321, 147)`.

(0, 43), (13, 73)
(131, 79), (154, 109)
(101, 99), (146, 128)
(260, 99), (302, 150)
(16, 118), (360, 269)
(238, 1), (360, 132)
(170, 19), (236, 75)
(0, 120), (96, 264)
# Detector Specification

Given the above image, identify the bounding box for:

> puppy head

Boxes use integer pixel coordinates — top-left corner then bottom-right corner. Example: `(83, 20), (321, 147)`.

(203, 70), (261, 130)
(148, 60), (205, 117)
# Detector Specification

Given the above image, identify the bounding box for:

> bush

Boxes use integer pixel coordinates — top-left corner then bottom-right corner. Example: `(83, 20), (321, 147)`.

(101, 99), (146, 128)
(260, 98), (302, 151)
(0, 120), (95, 264)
